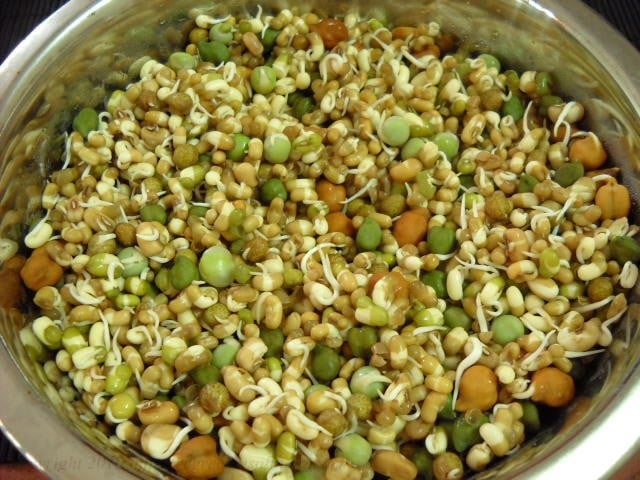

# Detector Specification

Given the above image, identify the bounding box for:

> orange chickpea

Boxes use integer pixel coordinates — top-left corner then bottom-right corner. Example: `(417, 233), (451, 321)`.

(326, 211), (355, 236)
(170, 436), (225, 480)
(317, 179), (347, 213)
(531, 366), (575, 407)
(309, 18), (349, 49)
(455, 364), (498, 412)
(569, 133), (607, 170)
(19, 247), (63, 291)
(392, 209), (429, 246)
(594, 179), (631, 219)
(0, 255), (26, 308)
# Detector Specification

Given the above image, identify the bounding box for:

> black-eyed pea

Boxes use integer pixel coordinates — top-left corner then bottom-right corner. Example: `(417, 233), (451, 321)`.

(466, 442), (494, 471)
(480, 423), (510, 456)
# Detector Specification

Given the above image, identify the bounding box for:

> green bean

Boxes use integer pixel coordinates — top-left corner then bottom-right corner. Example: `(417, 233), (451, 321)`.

(411, 449), (434, 480)
(502, 94), (524, 122)
(347, 326), (377, 359)
(410, 122), (436, 138)
(438, 393), (456, 420)
(118, 246), (149, 278)
(72, 107), (99, 138)
(334, 433), (372, 466)
(170, 256), (199, 290)
(173, 143), (199, 169)
(535, 71), (554, 97)
(452, 412), (489, 452)
(191, 360), (221, 386)
(140, 204), (168, 224)
(124, 277), (151, 296)
(420, 270), (446, 298)
(115, 293), (140, 309)
(443, 306), (472, 330)
(212, 341), (240, 368)
(86, 253), (122, 278)
(554, 161), (584, 187)
(356, 217), (382, 252)
(197, 40), (229, 64)
(260, 328), (285, 358)
(518, 173), (539, 193)
(414, 307), (444, 327)
(310, 344), (341, 382)
(415, 171), (437, 199)
(538, 247), (560, 278)
(350, 366), (387, 398)
(260, 178), (288, 204)
(228, 133), (250, 161)
(401, 138), (426, 160)
(479, 53), (501, 71)
(107, 392), (137, 420)
(105, 364), (132, 395)
(520, 401), (541, 433)
(261, 27), (281, 53)
(609, 236), (640, 264)
(491, 314), (525, 345)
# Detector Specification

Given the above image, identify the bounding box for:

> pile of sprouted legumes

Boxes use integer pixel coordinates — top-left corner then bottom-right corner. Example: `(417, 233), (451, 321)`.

(5, 4), (640, 480)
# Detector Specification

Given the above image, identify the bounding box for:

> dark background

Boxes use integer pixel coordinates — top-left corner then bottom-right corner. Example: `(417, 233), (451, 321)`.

(0, 0), (639, 471)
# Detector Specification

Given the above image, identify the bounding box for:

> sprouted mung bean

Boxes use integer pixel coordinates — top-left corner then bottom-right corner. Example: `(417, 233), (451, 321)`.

(4, 5), (640, 480)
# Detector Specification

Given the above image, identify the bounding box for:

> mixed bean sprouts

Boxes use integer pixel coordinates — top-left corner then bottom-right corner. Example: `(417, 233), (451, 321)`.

(3, 5), (640, 480)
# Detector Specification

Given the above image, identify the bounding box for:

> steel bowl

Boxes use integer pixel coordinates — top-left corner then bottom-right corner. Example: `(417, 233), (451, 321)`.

(0, 0), (639, 478)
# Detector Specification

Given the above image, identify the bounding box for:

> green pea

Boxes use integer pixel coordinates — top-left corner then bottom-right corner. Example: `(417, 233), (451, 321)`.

(334, 434), (372, 467)
(491, 314), (525, 345)
(380, 115), (410, 147)
(238, 308), (254, 324)
(347, 325), (378, 359)
(260, 328), (285, 358)
(73, 107), (99, 138)
(189, 205), (209, 218)
(191, 360), (221, 386)
(356, 217), (382, 252)
(233, 262), (253, 284)
(118, 246), (149, 278)
(108, 392), (137, 420)
(115, 293), (140, 309)
(311, 344), (341, 382)
(502, 94), (524, 122)
(105, 364), (132, 395)
(86, 253), (121, 278)
(213, 341), (240, 368)
(209, 22), (234, 44)
(438, 393), (456, 420)
(452, 412), (489, 452)
(260, 178), (288, 204)
(179, 165), (206, 189)
(170, 256), (199, 290)
(228, 133), (251, 161)
(559, 282), (584, 300)
(124, 277), (151, 296)
(139, 204), (167, 224)
(414, 307), (444, 327)
(197, 40), (230, 64)
(410, 122), (436, 138)
(432, 131), (459, 159)
(554, 161), (584, 187)
(199, 245), (235, 288)
(401, 137), (426, 160)
(535, 71), (554, 97)
(261, 27), (281, 52)
(609, 235), (640, 264)
(263, 133), (291, 164)
(305, 384), (329, 399)
(518, 173), (539, 193)
(539, 95), (563, 116)
(411, 449), (434, 480)
(455, 156), (476, 175)
(168, 51), (198, 70)
(427, 226), (457, 255)
(464, 191), (483, 208)
(503, 69), (520, 91)
(61, 326), (87, 354)
(415, 170), (437, 199)
(350, 366), (387, 398)
(251, 66), (277, 95)
(443, 306), (472, 330)
(520, 401), (541, 433)
(479, 53), (501, 71)
(294, 467), (324, 480)
(538, 247), (560, 278)
(420, 270), (446, 298)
